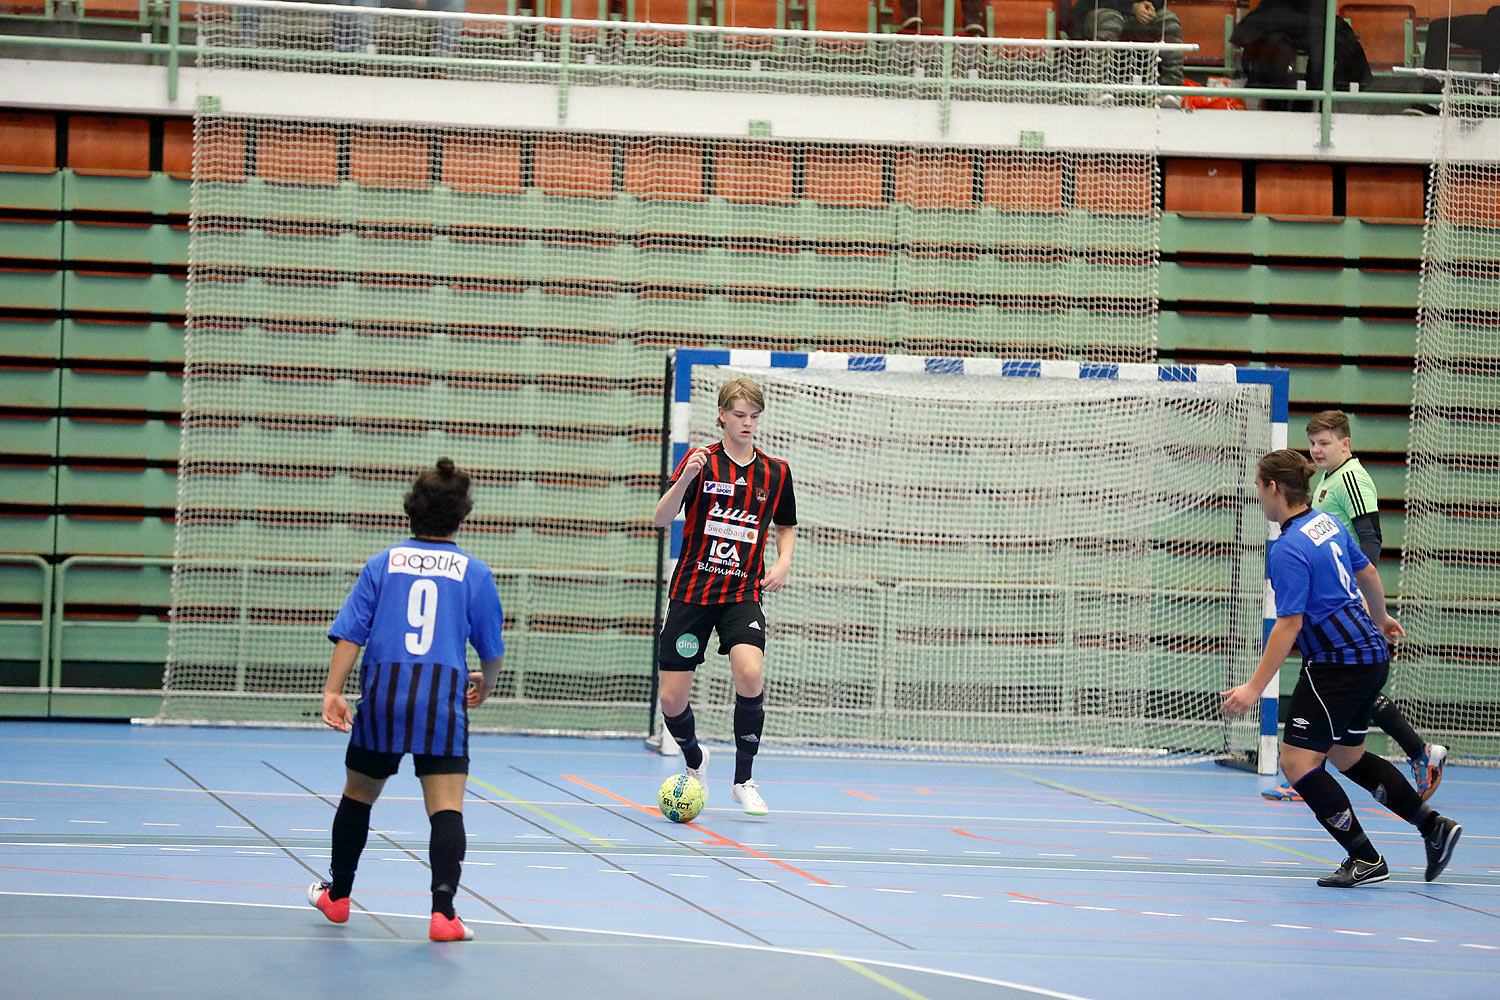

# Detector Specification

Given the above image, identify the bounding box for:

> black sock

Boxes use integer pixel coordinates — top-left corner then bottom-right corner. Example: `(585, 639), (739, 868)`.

(663, 705), (703, 770)
(429, 809), (465, 919)
(733, 692), (764, 785)
(1292, 766), (1380, 863)
(1370, 695), (1427, 760)
(329, 795), (372, 900)
(1340, 750), (1430, 826)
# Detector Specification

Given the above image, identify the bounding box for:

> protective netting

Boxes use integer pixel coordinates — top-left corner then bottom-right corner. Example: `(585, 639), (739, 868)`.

(1393, 75), (1500, 765)
(162, 3), (1174, 731)
(674, 364), (1271, 760)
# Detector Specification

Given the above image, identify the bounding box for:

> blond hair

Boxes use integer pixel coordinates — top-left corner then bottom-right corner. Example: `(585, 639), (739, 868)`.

(1257, 449), (1318, 507)
(715, 376), (765, 429)
(1305, 409), (1352, 440)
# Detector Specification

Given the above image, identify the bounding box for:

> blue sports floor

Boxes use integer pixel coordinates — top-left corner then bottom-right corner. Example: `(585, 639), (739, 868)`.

(1, 721), (1497, 999)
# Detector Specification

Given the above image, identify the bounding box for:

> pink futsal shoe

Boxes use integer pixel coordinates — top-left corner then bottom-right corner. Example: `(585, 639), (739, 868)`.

(429, 912), (474, 942)
(307, 881), (350, 924)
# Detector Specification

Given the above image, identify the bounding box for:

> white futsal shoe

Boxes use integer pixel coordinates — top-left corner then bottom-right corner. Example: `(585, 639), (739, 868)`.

(731, 779), (768, 816)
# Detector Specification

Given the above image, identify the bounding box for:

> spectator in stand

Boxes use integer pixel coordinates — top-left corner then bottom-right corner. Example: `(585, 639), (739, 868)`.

(1069, 0), (1185, 104)
(1231, 0), (1373, 110)
(1407, 5), (1500, 114)
(895, 0), (988, 35)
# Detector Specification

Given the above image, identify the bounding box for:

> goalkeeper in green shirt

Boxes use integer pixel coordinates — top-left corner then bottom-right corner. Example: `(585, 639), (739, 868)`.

(1262, 410), (1448, 804)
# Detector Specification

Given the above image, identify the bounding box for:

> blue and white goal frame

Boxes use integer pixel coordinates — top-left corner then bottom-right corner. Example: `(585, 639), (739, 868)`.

(659, 348), (1290, 774)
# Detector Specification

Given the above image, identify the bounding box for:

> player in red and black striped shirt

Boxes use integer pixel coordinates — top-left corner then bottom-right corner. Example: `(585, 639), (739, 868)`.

(652, 376), (797, 816)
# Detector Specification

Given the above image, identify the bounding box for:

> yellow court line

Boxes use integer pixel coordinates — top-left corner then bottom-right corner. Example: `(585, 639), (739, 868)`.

(1002, 769), (1327, 863)
(820, 949), (932, 1000)
(465, 775), (618, 850)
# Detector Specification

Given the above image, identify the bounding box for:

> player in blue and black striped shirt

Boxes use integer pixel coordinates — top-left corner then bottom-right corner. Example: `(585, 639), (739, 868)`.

(1224, 450), (1461, 888)
(308, 457), (505, 940)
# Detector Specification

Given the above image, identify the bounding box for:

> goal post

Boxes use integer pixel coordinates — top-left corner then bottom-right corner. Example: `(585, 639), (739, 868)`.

(659, 349), (1288, 771)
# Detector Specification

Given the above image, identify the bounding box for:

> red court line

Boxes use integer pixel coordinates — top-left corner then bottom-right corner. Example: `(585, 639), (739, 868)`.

(843, 790), (878, 801)
(560, 774), (833, 886)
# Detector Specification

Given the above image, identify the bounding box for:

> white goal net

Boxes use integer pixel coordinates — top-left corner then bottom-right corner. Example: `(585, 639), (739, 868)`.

(1393, 74), (1500, 765)
(664, 357), (1274, 762)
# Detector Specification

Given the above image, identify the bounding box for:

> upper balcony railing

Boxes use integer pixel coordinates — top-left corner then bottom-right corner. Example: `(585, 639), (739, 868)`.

(1, 0), (1494, 144)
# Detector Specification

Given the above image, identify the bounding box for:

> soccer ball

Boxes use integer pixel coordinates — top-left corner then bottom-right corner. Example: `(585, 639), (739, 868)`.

(658, 774), (706, 823)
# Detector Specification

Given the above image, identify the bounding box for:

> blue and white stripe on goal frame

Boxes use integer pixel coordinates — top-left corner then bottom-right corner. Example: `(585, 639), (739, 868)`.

(664, 348), (1291, 774)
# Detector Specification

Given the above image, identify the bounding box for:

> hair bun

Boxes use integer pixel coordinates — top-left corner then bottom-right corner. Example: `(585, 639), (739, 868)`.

(435, 457), (455, 477)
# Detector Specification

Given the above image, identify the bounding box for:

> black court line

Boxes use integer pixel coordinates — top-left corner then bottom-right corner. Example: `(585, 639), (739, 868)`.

(461, 781), (772, 945)
(510, 765), (916, 952)
(163, 757), (403, 939)
(262, 761), (548, 941)
(1414, 891), (1500, 920)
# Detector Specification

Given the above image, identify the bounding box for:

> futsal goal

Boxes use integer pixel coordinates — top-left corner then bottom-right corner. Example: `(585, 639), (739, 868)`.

(658, 350), (1288, 771)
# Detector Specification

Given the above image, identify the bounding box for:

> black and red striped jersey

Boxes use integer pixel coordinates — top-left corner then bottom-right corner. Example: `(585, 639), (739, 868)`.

(667, 442), (797, 605)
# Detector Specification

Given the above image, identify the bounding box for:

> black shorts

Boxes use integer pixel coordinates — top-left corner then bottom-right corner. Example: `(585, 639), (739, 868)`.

(657, 599), (766, 670)
(345, 742), (469, 780)
(1282, 661), (1390, 753)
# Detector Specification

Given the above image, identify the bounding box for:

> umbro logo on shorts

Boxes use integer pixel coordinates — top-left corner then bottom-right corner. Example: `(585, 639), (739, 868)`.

(1291, 717), (1309, 727)
(748, 621), (761, 630)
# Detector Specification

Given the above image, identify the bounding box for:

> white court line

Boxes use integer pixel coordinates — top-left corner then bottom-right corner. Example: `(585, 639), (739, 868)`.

(68, 820), (107, 825)
(0, 890), (1101, 1000)
(1461, 944), (1498, 950)
(528, 865), (566, 870)
(1142, 912), (1181, 918)
(215, 825), (251, 830)
(1271, 923), (1310, 930)
(944, 894), (981, 899)
(143, 823), (180, 828)
(1334, 930), (1374, 937)
(875, 889), (915, 894)
(1400, 937), (1437, 943)
(0, 817), (35, 822)
(889, 848), (928, 853)
(668, 873), (708, 879)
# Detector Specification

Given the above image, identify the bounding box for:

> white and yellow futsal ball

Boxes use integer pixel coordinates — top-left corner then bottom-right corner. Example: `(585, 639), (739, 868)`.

(658, 774), (706, 823)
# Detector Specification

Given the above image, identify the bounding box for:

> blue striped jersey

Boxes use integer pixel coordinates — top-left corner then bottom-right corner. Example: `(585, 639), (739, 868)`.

(1269, 509), (1388, 666)
(329, 539), (504, 756)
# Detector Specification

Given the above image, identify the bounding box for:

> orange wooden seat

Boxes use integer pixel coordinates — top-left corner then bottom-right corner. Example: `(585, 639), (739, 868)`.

(809, 0), (873, 33)
(442, 133), (525, 193)
(1075, 157), (1152, 216)
(895, 151), (975, 210)
(623, 139), (707, 201)
(983, 152), (1064, 212)
(162, 119), (193, 180)
(534, 135), (617, 197)
(1337, 2), (1415, 69)
(1256, 161), (1334, 218)
(983, 0), (1056, 39)
(194, 120), (249, 183)
(1345, 165), (1425, 221)
(806, 147), (885, 206)
(351, 128), (433, 190)
(68, 115), (151, 176)
(1163, 157), (1244, 215)
(1170, 0), (1237, 66)
(716, 142), (795, 204)
(256, 124), (340, 186)
(0, 112), (57, 173)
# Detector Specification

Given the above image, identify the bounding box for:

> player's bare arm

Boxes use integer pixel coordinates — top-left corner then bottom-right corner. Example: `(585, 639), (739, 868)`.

(1222, 614), (1301, 719)
(761, 524), (796, 593)
(1354, 563), (1404, 640)
(466, 655), (504, 708)
(653, 448), (709, 527)
(321, 638), (361, 732)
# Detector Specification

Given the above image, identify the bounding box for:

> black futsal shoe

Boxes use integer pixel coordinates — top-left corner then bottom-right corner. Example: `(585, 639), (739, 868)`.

(1423, 816), (1462, 882)
(1317, 856), (1389, 888)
